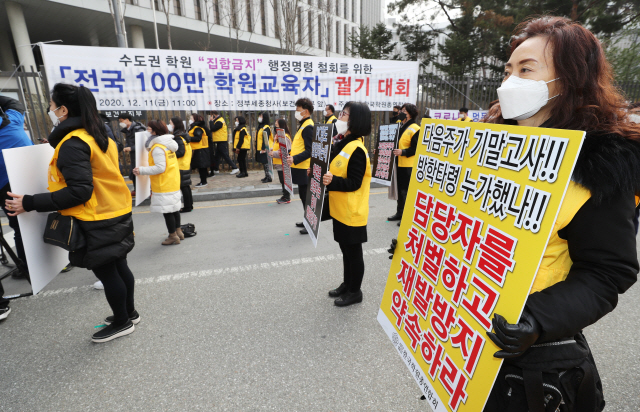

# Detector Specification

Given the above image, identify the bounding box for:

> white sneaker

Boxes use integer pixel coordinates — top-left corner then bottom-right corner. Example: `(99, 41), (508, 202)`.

(195, 182), (208, 188)
(93, 280), (104, 290)
(0, 306), (10, 321)
(230, 168), (240, 175)
(213, 170), (220, 175)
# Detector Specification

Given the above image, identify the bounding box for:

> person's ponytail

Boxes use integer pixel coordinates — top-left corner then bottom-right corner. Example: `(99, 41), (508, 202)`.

(76, 86), (109, 152)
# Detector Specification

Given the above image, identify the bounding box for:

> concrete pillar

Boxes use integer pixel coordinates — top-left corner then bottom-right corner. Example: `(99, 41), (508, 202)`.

(130, 25), (145, 49)
(0, 30), (16, 71)
(5, 1), (36, 71)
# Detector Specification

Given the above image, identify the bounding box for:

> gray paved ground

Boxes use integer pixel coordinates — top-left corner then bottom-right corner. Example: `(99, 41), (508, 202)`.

(1, 192), (639, 411)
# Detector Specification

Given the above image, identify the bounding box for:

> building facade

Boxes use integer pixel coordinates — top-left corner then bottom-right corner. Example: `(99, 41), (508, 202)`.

(0, 0), (383, 71)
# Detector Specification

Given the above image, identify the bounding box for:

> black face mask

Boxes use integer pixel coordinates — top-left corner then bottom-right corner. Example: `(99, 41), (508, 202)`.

(397, 112), (407, 121)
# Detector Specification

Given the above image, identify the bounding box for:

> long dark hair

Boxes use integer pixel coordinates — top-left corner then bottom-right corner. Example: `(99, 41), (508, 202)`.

(347, 102), (372, 137)
(51, 84), (109, 152)
(258, 112), (270, 129)
(148, 119), (169, 135)
(170, 117), (186, 134)
(276, 118), (290, 136)
(485, 16), (640, 139)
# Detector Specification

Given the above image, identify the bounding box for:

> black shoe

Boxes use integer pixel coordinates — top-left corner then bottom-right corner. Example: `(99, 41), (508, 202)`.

(180, 208), (193, 213)
(104, 310), (141, 326)
(397, 221), (401, 227)
(11, 269), (28, 279)
(334, 290), (363, 307)
(265, 177), (272, 183)
(207, 172), (214, 177)
(387, 213), (402, 221)
(261, 177), (267, 183)
(300, 228), (308, 234)
(276, 197), (291, 204)
(295, 222), (305, 228)
(328, 283), (348, 298)
(92, 320), (135, 343)
(60, 264), (74, 273)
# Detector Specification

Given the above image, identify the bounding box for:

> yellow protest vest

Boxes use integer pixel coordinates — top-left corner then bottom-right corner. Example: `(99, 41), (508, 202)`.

(148, 143), (180, 194)
(256, 126), (273, 151)
(530, 182), (640, 294)
(329, 139), (372, 227)
(397, 122), (421, 168)
(291, 118), (314, 170)
(189, 126), (209, 150)
(234, 126), (250, 149)
(326, 115), (337, 124)
(48, 129), (131, 221)
(211, 117), (228, 142)
(177, 136), (192, 171)
(272, 133), (291, 165)
(460, 116), (473, 122)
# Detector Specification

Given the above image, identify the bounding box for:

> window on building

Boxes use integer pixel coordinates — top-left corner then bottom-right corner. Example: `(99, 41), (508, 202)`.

(154, 0), (160, 11)
(344, 24), (348, 56)
(194, 0), (202, 20)
(214, 0), (220, 25)
(125, 0), (134, 5)
(308, 10), (313, 47)
(318, 15), (323, 50)
(261, 0), (267, 35)
(247, 0), (253, 32)
(336, 20), (340, 53)
(344, 0), (347, 20)
(230, 0), (237, 29)
(352, 0), (355, 23)
(336, 0), (339, 16)
(274, 0), (281, 39)
(173, 0), (182, 15)
(298, 7), (303, 44)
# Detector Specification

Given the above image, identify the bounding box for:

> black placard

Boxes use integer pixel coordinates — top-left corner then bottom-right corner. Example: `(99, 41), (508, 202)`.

(303, 124), (333, 247)
(371, 123), (401, 186)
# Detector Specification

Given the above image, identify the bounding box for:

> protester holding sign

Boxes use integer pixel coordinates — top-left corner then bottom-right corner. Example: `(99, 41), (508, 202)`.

(169, 117), (193, 213)
(323, 102), (372, 307)
(388, 103), (421, 224)
(271, 119), (292, 204)
(6, 84), (137, 343)
(188, 113), (210, 188)
(255, 112), (273, 183)
(233, 116), (250, 178)
(478, 17), (640, 411)
(390, 105), (402, 124)
(134, 120), (182, 245)
(287, 98), (315, 235)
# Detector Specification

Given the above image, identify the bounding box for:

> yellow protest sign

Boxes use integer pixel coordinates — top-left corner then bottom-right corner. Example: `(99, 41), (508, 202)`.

(378, 118), (585, 412)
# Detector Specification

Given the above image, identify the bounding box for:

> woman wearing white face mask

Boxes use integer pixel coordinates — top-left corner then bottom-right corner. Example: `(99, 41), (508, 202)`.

(233, 116), (250, 178)
(187, 113), (211, 188)
(477, 17), (640, 411)
(254, 111), (273, 183)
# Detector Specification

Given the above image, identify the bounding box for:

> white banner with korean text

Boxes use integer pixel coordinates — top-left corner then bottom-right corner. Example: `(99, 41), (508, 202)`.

(40, 44), (419, 112)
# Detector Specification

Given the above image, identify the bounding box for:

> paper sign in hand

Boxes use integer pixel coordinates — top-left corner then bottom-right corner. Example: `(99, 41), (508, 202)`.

(135, 131), (151, 206)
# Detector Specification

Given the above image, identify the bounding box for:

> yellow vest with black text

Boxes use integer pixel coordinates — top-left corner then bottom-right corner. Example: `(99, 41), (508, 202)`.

(48, 129), (131, 221)
(272, 133), (291, 165)
(211, 117), (228, 142)
(329, 139), (371, 227)
(148, 143), (180, 193)
(460, 116), (473, 122)
(256, 126), (273, 151)
(291, 118), (314, 170)
(234, 126), (250, 149)
(189, 126), (209, 150)
(530, 182), (640, 294)
(326, 115), (337, 124)
(177, 136), (192, 170)
(398, 123), (421, 168)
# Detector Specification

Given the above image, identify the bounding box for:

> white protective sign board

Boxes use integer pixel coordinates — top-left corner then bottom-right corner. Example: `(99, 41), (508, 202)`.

(3, 145), (68, 294)
(135, 131), (151, 206)
(40, 44), (419, 112)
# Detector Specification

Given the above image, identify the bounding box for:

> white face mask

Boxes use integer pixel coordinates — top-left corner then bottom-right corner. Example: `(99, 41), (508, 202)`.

(167, 124), (174, 132)
(335, 119), (348, 135)
(258, 117), (263, 123)
(235, 121), (239, 127)
(323, 110), (328, 117)
(119, 122), (127, 129)
(295, 111), (304, 121)
(48, 107), (63, 127)
(497, 75), (559, 120)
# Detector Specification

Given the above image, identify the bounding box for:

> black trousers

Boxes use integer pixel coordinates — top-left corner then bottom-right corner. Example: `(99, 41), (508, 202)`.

(277, 170), (290, 200)
(0, 280), (6, 307)
(263, 163), (271, 178)
(0, 183), (27, 267)
(181, 185), (193, 211)
(212, 142), (237, 171)
(198, 168), (208, 184)
(298, 184), (308, 212)
(396, 166), (412, 216)
(92, 257), (135, 326)
(339, 243), (365, 293)
(238, 149), (248, 174)
(129, 150), (136, 191)
(163, 211), (181, 233)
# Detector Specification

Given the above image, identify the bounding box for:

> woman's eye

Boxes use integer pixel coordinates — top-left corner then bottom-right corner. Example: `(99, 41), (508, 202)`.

(520, 67), (530, 73)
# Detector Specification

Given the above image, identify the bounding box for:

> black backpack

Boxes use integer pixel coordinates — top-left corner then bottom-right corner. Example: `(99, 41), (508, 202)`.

(180, 223), (197, 237)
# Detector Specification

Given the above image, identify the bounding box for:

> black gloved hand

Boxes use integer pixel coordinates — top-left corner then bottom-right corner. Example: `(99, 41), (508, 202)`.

(388, 238), (397, 260)
(486, 310), (540, 359)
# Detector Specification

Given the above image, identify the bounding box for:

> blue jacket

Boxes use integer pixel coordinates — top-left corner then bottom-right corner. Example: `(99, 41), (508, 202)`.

(0, 96), (33, 188)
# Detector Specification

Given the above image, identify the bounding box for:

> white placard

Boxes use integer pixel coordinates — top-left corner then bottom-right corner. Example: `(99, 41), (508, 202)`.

(135, 131), (151, 206)
(429, 109), (488, 122)
(3, 145), (69, 294)
(40, 44), (419, 112)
